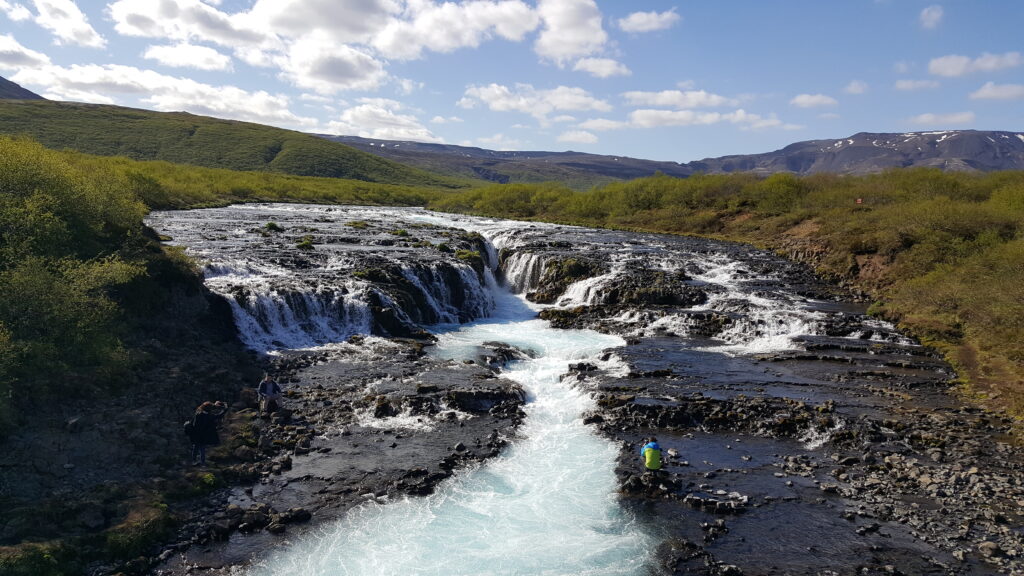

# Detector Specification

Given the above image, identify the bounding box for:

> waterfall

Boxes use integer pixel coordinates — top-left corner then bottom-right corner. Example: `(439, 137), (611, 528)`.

(248, 290), (653, 576)
(501, 252), (548, 294)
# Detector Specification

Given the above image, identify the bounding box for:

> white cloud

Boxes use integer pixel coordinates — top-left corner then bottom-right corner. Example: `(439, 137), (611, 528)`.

(0, 1), (31, 21)
(844, 80), (868, 94)
(919, 5), (943, 29)
(894, 79), (939, 91)
(617, 8), (680, 33)
(459, 83), (611, 123)
(0, 33), (50, 68)
(143, 43), (233, 71)
(244, 0), (396, 44)
(578, 117), (629, 131)
(108, 0), (269, 48)
(552, 114), (576, 123)
(623, 89), (734, 108)
(789, 93), (838, 108)
(477, 132), (523, 150)
(557, 129), (597, 144)
(11, 63), (317, 129)
(969, 81), (1024, 100)
(580, 108), (797, 132)
(372, 0), (538, 60)
(629, 108), (790, 130)
(394, 77), (424, 95)
(279, 33), (387, 94)
(907, 111), (975, 126)
(534, 0), (606, 65)
(430, 115), (463, 124)
(327, 98), (443, 142)
(299, 92), (332, 103)
(33, 0), (105, 47)
(929, 52), (1021, 77)
(573, 57), (630, 78)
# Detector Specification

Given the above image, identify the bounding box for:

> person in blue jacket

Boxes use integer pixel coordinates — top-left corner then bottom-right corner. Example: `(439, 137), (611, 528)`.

(640, 437), (662, 471)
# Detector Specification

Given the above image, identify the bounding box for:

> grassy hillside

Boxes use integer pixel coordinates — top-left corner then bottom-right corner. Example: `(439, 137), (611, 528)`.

(0, 134), (449, 428)
(0, 100), (473, 188)
(430, 171), (1024, 420)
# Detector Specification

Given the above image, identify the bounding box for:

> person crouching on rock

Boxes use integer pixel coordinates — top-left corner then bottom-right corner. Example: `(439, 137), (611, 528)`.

(190, 401), (227, 466)
(257, 373), (283, 416)
(640, 437), (662, 473)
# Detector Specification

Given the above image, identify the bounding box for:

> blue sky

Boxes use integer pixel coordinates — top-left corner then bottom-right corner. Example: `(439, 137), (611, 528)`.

(0, 0), (1021, 162)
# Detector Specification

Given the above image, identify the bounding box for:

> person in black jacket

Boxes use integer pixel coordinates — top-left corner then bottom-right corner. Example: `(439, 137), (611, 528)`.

(257, 373), (283, 416)
(190, 401), (227, 466)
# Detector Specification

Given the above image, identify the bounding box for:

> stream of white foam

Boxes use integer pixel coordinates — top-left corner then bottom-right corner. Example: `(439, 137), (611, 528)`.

(248, 291), (653, 576)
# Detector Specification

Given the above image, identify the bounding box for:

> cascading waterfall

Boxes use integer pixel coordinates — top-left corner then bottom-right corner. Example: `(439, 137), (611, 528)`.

(146, 204), (923, 575)
(501, 251), (549, 294)
(248, 286), (653, 576)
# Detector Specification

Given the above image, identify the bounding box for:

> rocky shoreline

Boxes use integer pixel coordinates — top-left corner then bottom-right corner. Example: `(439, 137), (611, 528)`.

(155, 337), (526, 575)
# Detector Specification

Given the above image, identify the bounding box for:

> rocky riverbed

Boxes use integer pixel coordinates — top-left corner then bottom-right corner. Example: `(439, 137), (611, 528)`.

(141, 205), (1023, 576)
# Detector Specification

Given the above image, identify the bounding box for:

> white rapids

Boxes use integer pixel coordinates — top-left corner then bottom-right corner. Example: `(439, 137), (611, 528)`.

(143, 204), (916, 575)
(247, 290), (654, 576)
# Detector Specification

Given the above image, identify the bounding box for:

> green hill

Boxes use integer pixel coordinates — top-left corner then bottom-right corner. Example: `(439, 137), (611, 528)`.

(0, 100), (472, 188)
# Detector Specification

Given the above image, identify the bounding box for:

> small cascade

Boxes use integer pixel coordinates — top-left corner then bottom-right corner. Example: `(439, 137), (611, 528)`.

(689, 256), (824, 354)
(501, 251), (548, 294)
(145, 205), (506, 353)
(556, 262), (626, 307)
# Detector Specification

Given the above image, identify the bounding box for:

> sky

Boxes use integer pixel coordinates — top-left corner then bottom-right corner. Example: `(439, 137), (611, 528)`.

(0, 0), (1022, 163)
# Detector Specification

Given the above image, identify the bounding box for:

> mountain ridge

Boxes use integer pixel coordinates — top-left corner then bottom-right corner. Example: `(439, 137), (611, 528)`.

(0, 76), (44, 100)
(322, 130), (1024, 188)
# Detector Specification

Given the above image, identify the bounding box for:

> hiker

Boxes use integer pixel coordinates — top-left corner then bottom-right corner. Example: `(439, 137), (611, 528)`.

(257, 373), (283, 415)
(189, 401), (227, 466)
(640, 436), (662, 472)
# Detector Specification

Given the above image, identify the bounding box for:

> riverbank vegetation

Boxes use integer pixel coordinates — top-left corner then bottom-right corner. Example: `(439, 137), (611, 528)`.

(429, 171), (1024, 419)
(0, 135), (449, 432)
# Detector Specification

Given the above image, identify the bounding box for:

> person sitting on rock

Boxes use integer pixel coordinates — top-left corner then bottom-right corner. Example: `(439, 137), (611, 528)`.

(257, 373), (283, 416)
(640, 437), (662, 472)
(191, 401), (227, 466)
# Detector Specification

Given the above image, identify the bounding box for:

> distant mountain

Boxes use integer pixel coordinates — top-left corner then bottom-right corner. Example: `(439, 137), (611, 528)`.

(322, 130), (1024, 187)
(0, 100), (470, 188)
(0, 76), (43, 100)
(319, 135), (692, 189)
(688, 130), (1024, 175)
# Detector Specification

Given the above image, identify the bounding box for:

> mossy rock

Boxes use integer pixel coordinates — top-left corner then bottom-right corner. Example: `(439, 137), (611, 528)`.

(0, 542), (79, 576)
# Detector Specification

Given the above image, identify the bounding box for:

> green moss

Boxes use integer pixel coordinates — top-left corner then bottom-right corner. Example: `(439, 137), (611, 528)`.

(0, 543), (78, 576)
(455, 249), (481, 262)
(103, 502), (174, 559)
(264, 221), (284, 232)
(296, 235), (315, 250)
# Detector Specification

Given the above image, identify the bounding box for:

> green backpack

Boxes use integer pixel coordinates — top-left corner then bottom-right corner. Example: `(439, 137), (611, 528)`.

(644, 447), (661, 470)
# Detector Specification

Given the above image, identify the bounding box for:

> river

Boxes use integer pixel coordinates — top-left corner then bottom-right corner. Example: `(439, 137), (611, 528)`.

(145, 204), (1024, 576)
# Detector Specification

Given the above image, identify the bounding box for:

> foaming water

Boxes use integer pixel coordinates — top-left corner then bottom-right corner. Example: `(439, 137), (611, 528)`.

(248, 290), (653, 576)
